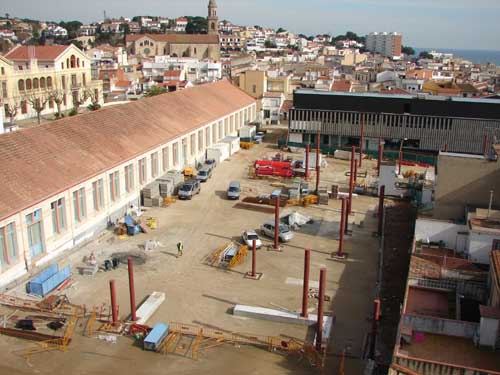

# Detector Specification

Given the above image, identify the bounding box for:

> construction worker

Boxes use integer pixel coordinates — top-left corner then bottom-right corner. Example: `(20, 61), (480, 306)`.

(176, 241), (184, 257)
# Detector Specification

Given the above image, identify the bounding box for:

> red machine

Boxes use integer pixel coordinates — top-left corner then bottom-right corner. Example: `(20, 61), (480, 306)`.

(255, 166), (294, 178)
(254, 160), (292, 169)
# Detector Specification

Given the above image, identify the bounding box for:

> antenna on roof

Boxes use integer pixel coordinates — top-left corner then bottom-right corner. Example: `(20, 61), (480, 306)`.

(103, 10), (107, 21)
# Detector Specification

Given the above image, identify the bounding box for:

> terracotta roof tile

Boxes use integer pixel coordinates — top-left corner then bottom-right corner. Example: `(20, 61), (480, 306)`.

(480, 305), (500, 319)
(331, 80), (352, 92)
(0, 80), (254, 220)
(126, 33), (219, 45)
(5, 45), (70, 61)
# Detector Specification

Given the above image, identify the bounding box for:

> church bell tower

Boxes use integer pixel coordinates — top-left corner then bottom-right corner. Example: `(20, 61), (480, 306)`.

(208, 0), (218, 35)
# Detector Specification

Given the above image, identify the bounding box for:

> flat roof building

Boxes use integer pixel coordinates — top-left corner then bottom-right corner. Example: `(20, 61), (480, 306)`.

(289, 90), (500, 156)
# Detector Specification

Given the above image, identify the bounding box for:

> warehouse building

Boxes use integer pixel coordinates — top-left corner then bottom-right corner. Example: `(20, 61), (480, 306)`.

(0, 80), (256, 289)
(289, 90), (500, 155)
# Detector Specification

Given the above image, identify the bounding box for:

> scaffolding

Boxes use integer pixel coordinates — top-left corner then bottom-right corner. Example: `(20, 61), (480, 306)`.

(208, 243), (248, 269)
(16, 313), (78, 358)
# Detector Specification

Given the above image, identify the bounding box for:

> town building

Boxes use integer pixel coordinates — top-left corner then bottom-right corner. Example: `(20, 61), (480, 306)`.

(262, 91), (285, 125)
(288, 90), (500, 155)
(174, 18), (188, 33)
(126, 34), (220, 60)
(78, 24), (98, 36)
(432, 148), (500, 221)
(365, 32), (402, 59)
(127, 1), (219, 60)
(0, 80), (256, 289)
(237, 70), (266, 99)
(0, 45), (103, 123)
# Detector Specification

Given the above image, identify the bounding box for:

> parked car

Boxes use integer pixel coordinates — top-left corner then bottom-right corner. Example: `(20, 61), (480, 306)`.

(227, 180), (241, 200)
(260, 221), (294, 242)
(242, 230), (262, 249)
(204, 158), (216, 172)
(196, 167), (212, 182)
(178, 180), (201, 200)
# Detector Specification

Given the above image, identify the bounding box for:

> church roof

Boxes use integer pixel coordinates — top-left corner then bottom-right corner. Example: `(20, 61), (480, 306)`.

(126, 34), (219, 45)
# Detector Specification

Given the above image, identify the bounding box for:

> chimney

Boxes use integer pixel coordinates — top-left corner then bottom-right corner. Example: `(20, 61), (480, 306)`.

(28, 45), (37, 70)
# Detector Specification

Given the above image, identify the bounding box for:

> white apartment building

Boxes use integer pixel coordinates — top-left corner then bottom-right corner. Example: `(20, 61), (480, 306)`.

(365, 32), (402, 59)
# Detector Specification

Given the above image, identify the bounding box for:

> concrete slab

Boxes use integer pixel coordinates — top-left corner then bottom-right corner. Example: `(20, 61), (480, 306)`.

(233, 304), (332, 328)
(136, 291), (166, 325)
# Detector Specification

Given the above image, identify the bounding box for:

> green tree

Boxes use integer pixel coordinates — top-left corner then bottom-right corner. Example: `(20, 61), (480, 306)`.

(264, 40), (277, 48)
(59, 21), (82, 39)
(276, 27), (286, 33)
(120, 23), (130, 35)
(185, 16), (207, 34)
(70, 39), (84, 50)
(419, 51), (434, 59)
(144, 86), (167, 97)
(402, 46), (415, 56)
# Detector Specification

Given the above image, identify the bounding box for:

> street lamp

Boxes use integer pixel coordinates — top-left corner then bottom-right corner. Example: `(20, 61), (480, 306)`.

(399, 138), (408, 175)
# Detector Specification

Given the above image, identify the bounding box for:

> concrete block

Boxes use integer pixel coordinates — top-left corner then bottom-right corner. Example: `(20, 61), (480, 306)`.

(233, 304), (333, 329)
(136, 291), (166, 325)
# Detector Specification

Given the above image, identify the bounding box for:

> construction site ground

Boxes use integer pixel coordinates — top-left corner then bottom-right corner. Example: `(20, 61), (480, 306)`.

(0, 130), (417, 375)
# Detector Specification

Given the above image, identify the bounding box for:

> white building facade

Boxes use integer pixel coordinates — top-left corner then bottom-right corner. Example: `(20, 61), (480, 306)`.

(0, 81), (256, 289)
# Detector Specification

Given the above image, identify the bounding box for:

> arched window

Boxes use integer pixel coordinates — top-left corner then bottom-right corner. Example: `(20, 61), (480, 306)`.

(47, 76), (53, 88)
(66, 58), (69, 68)
(33, 78), (39, 89)
(40, 77), (46, 89)
(18, 79), (25, 91)
(70, 55), (76, 68)
(26, 79), (32, 90)
(77, 58), (80, 67)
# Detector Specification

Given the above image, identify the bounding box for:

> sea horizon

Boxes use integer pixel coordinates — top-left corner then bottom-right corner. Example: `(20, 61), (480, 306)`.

(413, 47), (500, 65)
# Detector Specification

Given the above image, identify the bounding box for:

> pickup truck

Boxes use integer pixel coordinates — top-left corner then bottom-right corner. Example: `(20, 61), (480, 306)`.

(178, 180), (201, 200)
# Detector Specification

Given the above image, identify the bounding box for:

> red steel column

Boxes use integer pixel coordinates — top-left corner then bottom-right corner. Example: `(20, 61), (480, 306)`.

(251, 239), (257, 277)
(353, 162), (358, 187)
(274, 195), (280, 250)
(370, 298), (381, 359)
(344, 198), (349, 235)
(316, 268), (327, 352)
(109, 279), (119, 326)
(359, 113), (364, 167)
(301, 249), (311, 318)
(377, 141), (383, 177)
(315, 133), (321, 194)
(128, 258), (137, 321)
(337, 197), (346, 257)
(444, 144), (448, 152)
(305, 144), (310, 179)
(378, 185), (385, 237)
(483, 135), (489, 155)
(348, 146), (355, 214)
(398, 150), (403, 175)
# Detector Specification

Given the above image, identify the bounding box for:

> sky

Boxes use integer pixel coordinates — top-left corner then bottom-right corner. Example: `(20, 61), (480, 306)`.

(4, 0), (500, 50)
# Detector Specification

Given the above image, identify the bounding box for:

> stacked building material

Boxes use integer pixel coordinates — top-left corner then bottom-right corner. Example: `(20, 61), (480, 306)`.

(317, 186), (329, 205)
(141, 182), (161, 207)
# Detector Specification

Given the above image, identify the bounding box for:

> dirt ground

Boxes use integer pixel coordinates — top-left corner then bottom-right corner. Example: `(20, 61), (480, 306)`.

(0, 131), (385, 375)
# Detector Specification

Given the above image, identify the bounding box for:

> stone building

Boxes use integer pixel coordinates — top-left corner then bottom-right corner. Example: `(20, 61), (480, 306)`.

(125, 0), (220, 60)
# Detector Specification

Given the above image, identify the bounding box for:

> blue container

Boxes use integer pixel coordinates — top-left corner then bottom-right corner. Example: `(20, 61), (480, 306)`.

(127, 224), (141, 236)
(26, 264), (71, 296)
(144, 323), (169, 351)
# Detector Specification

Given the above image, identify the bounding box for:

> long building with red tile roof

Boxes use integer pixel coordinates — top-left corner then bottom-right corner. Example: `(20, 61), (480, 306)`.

(0, 80), (256, 288)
